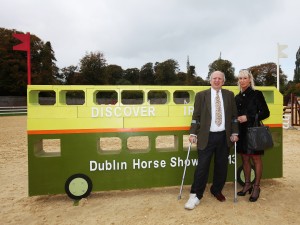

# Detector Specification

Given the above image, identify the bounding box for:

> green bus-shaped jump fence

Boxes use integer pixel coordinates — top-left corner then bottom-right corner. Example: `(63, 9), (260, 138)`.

(27, 85), (283, 200)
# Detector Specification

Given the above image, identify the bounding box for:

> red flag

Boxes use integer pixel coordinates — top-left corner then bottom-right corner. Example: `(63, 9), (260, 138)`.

(13, 32), (30, 51)
(12, 32), (31, 85)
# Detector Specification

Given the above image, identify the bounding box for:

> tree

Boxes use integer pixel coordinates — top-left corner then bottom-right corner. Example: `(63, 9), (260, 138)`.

(0, 28), (59, 95)
(60, 65), (78, 84)
(176, 72), (187, 84)
(283, 81), (300, 97)
(0, 31), (26, 95)
(207, 58), (236, 85)
(154, 59), (179, 85)
(294, 46), (300, 83)
(32, 41), (59, 85)
(248, 62), (288, 92)
(185, 65), (198, 85)
(195, 76), (209, 86)
(104, 64), (123, 85)
(123, 68), (140, 85)
(140, 62), (154, 85)
(79, 51), (107, 84)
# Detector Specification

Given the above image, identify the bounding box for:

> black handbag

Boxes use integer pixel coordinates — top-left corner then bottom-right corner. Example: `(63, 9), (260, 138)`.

(247, 114), (274, 151)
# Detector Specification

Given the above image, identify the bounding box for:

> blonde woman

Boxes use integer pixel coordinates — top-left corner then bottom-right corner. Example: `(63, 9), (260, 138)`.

(235, 69), (270, 202)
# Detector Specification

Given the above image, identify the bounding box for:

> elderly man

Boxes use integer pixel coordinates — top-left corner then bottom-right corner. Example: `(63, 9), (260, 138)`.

(185, 71), (239, 210)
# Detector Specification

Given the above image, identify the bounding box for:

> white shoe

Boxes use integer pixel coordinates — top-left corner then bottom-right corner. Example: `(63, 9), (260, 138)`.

(184, 194), (200, 210)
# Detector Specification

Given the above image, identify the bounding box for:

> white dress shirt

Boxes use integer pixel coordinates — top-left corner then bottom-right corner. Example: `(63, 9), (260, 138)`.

(210, 88), (225, 132)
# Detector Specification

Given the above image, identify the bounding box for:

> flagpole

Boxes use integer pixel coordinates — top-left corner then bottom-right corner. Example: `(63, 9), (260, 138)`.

(25, 32), (31, 85)
(27, 34), (31, 85)
(277, 43), (280, 91)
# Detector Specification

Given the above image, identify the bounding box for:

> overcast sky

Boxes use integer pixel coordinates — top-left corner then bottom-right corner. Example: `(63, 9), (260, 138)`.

(1, 0), (299, 81)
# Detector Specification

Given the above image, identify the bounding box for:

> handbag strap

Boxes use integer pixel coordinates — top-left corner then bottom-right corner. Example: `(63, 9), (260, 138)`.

(255, 114), (263, 127)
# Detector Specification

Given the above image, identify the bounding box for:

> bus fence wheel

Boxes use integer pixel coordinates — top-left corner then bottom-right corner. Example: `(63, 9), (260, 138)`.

(237, 165), (256, 186)
(65, 174), (93, 200)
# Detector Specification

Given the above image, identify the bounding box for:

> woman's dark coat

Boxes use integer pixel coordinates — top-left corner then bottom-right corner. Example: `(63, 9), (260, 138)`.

(235, 86), (270, 154)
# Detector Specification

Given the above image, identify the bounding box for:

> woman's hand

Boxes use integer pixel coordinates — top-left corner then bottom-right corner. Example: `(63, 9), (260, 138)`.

(237, 115), (247, 123)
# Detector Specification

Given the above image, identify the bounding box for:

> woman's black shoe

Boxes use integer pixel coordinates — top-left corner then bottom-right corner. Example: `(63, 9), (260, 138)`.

(249, 185), (260, 202)
(237, 182), (252, 196)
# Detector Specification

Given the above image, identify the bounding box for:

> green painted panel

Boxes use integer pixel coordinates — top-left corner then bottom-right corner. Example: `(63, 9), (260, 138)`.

(28, 128), (282, 196)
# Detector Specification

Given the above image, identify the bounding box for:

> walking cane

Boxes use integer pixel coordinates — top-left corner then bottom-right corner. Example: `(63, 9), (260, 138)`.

(178, 142), (192, 200)
(234, 141), (238, 203)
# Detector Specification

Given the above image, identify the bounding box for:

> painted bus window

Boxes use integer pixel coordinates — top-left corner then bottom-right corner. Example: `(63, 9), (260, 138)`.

(183, 135), (190, 148)
(62, 90), (85, 105)
(98, 137), (122, 154)
(147, 91), (168, 104)
(173, 91), (190, 104)
(34, 139), (61, 157)
(127, 136), (150, 152)
(182, 135), (197, 151)
(262, 91), (274, 104)
(96, 90), (118, 105)
(121, 91), (143, 105)
(38, 91), (56, 105)
(155, 135), (178, 152)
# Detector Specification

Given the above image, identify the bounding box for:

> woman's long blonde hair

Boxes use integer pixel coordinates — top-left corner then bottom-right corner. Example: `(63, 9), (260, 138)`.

(237, 69), (255, 91)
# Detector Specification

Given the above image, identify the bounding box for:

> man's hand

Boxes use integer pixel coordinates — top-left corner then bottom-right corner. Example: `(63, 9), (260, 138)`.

(230, 134), (239, 142)
(189, 135), (197, 143)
